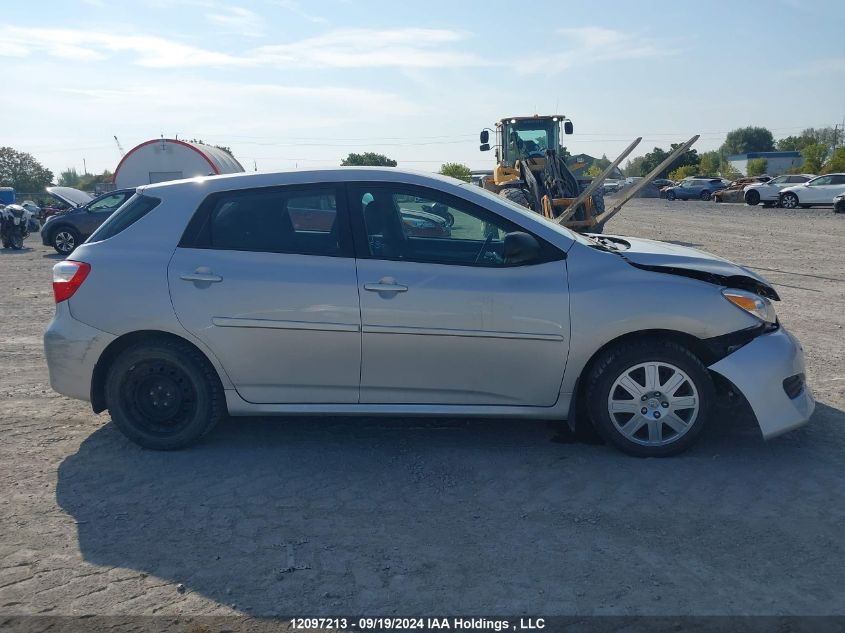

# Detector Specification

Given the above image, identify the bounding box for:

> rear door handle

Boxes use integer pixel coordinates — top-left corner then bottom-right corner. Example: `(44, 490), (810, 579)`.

(180, 267), (223, 283)
(364, 277), (408, 293)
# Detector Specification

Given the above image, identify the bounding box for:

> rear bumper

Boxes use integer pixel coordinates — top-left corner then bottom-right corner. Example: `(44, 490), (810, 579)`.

(43, 302), (115, 402)
(709, 326), (814, 439)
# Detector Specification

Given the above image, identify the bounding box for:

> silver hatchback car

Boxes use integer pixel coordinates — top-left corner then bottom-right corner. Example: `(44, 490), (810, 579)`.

(44, 168), (814, 456)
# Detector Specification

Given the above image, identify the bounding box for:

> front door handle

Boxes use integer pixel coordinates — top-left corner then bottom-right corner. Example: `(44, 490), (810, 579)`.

(364, 277), (408, 293)
(180, 267), (223, 283)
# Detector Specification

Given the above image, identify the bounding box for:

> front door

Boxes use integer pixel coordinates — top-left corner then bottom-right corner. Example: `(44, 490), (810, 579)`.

(803, 175), (845, 203)
(168, 184), (361, 404)
(348, 183), (570, 406)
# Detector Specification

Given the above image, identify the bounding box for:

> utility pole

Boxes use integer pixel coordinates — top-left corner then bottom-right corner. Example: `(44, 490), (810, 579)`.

(83, 158), (87, 175)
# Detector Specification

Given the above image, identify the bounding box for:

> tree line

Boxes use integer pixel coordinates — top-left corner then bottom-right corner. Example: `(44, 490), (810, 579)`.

(4, 126), (843, 194)
(622, 125), (845, 181)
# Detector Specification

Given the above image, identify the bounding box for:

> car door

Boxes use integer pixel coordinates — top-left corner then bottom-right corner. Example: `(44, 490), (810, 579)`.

(168, 184), (361, 404)
(348, 182), (570, 407)
(802, 175), (835, 203)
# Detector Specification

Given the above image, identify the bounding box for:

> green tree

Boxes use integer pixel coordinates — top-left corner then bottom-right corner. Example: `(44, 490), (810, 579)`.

(821, 147), (845, 174)
(747, 158), (768, 177)
(623, 156), (646, 177)
(668, 165), (699, 181)
(720, 126), (775, 155)
(800, 143), (828, 173)
(586, 163), (603, 178)
(58, 167), (81, 187)
(341, 152), (397, 167)
(776, 135), (813, 152)
(0, 147), (54, 191)
(719, 157), (741, 180)
(698, 150), (721, 177)
(640, 144), (699, 178)
(77, 170), (114, 191)
(438, 162), (472, 182)
(594, 154), (611, 170)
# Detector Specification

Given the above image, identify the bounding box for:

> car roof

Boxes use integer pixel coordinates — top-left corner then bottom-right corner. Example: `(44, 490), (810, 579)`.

(137, 167), (467, 196)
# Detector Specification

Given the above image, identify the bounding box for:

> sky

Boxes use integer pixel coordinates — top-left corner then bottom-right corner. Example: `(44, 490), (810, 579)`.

(2, 0), (844, 178)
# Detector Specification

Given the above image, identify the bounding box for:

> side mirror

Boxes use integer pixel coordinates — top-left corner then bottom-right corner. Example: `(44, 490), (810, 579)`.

(504, 231), (541, 265)
(564, 120), (574, 135)
(480, 130), (490, 144)
(479, 143), (490, 151)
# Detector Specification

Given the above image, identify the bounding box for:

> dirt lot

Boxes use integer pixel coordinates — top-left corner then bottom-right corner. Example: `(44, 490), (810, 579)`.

(1, 199), (844, 617)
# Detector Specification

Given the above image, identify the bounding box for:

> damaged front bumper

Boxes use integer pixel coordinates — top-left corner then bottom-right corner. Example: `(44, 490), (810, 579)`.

(708, 326), (814, 439)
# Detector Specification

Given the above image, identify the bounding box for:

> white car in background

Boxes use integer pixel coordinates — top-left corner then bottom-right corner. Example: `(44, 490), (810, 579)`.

(743, 174), (815, 207)
(778, 173), (845, 209)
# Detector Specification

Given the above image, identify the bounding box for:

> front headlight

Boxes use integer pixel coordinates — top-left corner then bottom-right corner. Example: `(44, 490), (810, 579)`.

(722, 289), (777, 324)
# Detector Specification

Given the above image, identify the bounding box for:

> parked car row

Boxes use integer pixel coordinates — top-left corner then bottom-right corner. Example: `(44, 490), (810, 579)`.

(652, 172), (845, 210)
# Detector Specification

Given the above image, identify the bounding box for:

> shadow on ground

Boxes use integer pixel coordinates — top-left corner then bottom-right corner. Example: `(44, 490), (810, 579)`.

(56, 402), (845, 615)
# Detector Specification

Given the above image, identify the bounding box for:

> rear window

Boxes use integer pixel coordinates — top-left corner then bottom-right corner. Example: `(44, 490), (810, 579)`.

(87, 194), (161, 243)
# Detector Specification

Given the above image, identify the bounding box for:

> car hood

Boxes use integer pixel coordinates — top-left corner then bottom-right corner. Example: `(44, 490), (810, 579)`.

(597, 235), (779, 300)
(46, 186), (92, 207)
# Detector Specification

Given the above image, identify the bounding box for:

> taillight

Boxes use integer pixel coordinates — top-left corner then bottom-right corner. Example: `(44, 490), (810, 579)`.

(53, 261), (91, 303)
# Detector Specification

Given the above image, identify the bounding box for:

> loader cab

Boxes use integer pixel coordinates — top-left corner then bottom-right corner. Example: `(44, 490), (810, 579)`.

(496, 116), (572, 168)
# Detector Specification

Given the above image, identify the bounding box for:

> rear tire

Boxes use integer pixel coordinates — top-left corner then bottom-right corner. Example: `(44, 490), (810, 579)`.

(105, 338), (225, 450)
(745, 190), (761, 206)
(585, 338), (715, 457)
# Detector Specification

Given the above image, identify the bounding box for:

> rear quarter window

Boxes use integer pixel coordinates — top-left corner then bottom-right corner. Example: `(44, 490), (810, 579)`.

(87, 194), (161, 243)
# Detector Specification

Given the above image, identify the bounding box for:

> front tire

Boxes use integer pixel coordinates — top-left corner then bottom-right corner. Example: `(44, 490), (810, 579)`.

(665, 191), (676, 201)
(585, 339), (715, 457)
(498, 186), (531, 209)
(699, 190), (711, 201)
(745, 190), (761, 206)
(105, 338), (225, 450)
(780, 192), (799, 209)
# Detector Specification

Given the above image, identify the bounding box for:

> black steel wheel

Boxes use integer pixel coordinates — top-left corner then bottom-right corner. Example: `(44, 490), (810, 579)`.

(105, 337), (225, 449)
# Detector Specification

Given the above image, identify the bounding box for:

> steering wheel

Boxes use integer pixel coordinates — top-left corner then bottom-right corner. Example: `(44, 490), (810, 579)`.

(474, 234), (494, 263)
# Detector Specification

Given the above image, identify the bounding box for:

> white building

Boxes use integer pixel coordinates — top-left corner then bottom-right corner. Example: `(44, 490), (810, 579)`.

(114, 138), (244, 189)
(727, 151), (802, 177)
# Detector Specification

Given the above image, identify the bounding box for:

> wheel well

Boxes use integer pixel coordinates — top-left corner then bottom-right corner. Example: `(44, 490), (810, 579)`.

(569, 329), (712, 430)
(90, 330), (220, 413)
(44, 222), (73, 239)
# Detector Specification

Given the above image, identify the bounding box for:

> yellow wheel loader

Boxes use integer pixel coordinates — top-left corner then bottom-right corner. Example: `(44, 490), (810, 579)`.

(478, 115), (699, 233)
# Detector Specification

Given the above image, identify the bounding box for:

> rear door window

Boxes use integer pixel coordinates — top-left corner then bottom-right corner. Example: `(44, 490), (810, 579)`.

(182, 185), (351, 257)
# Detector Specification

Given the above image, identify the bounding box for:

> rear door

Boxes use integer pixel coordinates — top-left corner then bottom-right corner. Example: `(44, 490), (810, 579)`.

(348, 182), (570, 406)
(168, 184), (361, 404)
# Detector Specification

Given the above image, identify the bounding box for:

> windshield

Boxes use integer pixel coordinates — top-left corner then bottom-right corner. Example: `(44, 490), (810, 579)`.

(462, 184), (595, 246)
(501, 119), (559, 166)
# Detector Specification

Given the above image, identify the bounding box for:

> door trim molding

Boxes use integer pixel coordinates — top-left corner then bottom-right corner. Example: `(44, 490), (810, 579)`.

(212, 317), (360, 333)
(362, 324), (564, 341)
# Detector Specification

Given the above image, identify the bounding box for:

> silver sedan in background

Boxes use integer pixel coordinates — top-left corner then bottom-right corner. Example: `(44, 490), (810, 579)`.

(43, 168), (814, 456)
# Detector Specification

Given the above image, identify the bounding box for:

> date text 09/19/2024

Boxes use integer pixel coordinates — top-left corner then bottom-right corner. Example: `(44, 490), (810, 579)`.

(288, 617), (547, 630)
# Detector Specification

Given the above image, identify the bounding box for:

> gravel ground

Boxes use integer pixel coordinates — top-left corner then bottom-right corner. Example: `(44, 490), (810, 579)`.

(1, 199), (844, 617)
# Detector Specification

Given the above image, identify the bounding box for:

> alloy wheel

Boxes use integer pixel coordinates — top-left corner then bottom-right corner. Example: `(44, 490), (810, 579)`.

(607, 361), (700, 446)
(54, 231), (76, 253)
